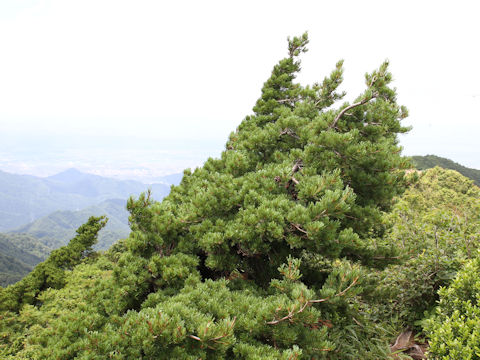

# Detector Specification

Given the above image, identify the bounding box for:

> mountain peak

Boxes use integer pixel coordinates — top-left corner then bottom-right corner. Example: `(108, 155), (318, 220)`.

(47, 168), (87, 183)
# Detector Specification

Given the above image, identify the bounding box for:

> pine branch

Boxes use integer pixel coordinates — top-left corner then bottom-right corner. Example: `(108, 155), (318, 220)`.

(329, 97), (372, 130)
(267, 277), (359, 325)
(188, 317), (237, 343)
(329, 75), (378, 129)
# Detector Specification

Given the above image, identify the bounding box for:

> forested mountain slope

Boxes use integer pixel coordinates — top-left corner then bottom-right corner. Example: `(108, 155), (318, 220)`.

(0, 233), (45, 267)
(0, 199), (129, 286)
(0, 168), (172, 231)
(0, 169), (181, 285)
(11, 198), (130, 250)
(0, 233), (50, 287)
(0, 233), (51, 260)
(0, 252), (32, 287)
(412, 154), (480, 186)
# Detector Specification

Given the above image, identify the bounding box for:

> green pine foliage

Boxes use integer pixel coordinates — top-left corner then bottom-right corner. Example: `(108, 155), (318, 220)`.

(0, 33), (415, 359)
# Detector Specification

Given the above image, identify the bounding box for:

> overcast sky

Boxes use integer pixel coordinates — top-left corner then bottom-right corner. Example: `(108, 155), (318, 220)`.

(0, 0), (479, 180)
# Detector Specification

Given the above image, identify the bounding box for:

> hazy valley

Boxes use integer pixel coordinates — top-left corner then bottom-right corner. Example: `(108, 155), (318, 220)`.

(0, 168), (182, 286)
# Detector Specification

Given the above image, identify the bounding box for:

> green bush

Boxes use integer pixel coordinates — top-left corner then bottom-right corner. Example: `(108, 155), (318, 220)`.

(368, 168), (480, 329)
(424, 255), (480, 359)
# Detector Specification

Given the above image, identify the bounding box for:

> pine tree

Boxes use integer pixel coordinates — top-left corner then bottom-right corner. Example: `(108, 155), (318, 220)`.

(125, 33), (410, 280)
(0, 34), (412, 359)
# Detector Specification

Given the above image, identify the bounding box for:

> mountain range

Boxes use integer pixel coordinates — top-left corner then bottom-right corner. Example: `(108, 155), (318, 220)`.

(11, 198), (130, 250)
(0, 168), (182, 286)
(0, 168), (179, 231)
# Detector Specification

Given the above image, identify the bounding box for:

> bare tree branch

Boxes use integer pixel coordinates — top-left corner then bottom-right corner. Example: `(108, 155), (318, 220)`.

(291, 159), (303, 173)
(280, 128), (300, 140)
(291, 223), (307, 234)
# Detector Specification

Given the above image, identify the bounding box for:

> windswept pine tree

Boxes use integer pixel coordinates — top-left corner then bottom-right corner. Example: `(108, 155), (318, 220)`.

(0, 33), (412, 359)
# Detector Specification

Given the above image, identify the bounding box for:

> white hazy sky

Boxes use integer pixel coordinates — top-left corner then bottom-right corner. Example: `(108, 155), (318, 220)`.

(0, 0), (479, 180)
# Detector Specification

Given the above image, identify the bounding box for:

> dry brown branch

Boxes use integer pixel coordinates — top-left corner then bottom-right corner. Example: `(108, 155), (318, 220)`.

(291, 159), (303, 173)
(335, 276), (359, 297)
(267, 301), (310, 325)
(291, 223), (308, 234)
(280, 128), (300, 140)
(276, 98), (295, 104)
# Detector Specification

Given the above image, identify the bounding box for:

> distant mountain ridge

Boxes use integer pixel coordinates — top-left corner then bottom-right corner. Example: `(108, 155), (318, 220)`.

(11, 198), (131, 251)
(0, 168), (183, 285)
(0, 168), (181, 231)
(412, 155), (480, 186)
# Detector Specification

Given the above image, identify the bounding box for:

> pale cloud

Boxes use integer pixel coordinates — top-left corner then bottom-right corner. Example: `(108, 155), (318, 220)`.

(0, 0), (479, 176)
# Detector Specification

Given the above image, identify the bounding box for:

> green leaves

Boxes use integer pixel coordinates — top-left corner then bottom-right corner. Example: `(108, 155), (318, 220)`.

(425, 256), (480, 359)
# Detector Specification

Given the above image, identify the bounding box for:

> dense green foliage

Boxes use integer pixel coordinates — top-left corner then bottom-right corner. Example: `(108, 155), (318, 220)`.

(5, 167), (479, 358)
(0, 33), (417, 359)
(370, 167), (480, 331)
(412, 154), (480, 186)
(424, 255), (480, 359)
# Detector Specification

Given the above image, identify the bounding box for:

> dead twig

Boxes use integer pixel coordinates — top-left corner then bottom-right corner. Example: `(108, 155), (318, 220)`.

(291, 159), (303, 173)
(279, 128), (300, 140)
(291, 223), (308, 235)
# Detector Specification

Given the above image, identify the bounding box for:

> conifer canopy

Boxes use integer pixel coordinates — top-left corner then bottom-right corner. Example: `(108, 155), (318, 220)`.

(0, 33), (412, 359)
